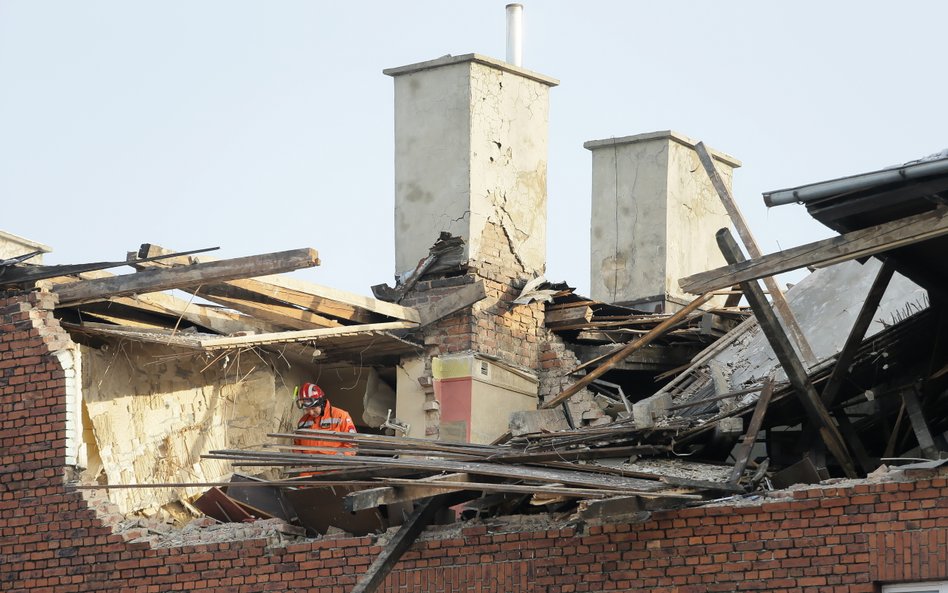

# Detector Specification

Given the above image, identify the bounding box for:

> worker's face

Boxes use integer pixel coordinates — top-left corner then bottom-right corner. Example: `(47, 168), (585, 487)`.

(306, 403), (324, 417)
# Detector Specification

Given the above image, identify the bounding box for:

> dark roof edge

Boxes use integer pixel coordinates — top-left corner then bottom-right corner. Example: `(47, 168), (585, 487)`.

(763, 155), (948, 207)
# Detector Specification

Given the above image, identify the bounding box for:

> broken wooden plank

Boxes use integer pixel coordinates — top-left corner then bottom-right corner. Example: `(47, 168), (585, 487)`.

(44, 269), (284, 335)
(198, 321), (417, 350)
(680, 206), (948, 295)
(416, 280), (486, 326)
(137, 244), (421, 324)
(191, 291), (342, 330)
(717, 228), (858, 478)
(544, 305), (594, 328)
(695, 141), (817, 366)
(540, 292), (715, 410)
(723, 284), (743, 308)
(728, 379), (775, 484)
(0, 246), (218, 286)
(54, 248), (320, 306)
(344, 474), (474, 512)
(350, 495), (450, 593)
(206, 449), (666, 492)
(884, 400), (908, 459)
(901, 386), (941, 459)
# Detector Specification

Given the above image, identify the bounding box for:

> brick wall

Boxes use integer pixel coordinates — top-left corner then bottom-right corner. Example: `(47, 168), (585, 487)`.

(3, 290), (948, 592)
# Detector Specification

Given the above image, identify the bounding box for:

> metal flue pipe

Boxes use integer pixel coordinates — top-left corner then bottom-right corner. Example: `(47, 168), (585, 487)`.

(506, 3), (523, 66)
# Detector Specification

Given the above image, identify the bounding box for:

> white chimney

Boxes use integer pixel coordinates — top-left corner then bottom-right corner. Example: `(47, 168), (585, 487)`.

(384, 54), (557, 278)
(506, 4), (523, 67)
(584, 131), (741, 312)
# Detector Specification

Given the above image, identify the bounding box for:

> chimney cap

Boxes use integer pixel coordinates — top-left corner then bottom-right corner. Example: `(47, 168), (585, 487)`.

(584, 130), (742, 168)
(383, 53), (558, 87)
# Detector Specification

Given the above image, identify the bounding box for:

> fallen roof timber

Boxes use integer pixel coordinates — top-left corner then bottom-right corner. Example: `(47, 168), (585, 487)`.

(53, 270), (284, 335)
(541, 291), (715, 409)
(695, 141), (817, 366)
(0, 246), (218, 286)
(198, 321), (418, 350)
(717, 228), (858, 478)
(137, 244), (421, 324)
(189, 291), (343, 330)
(54, 248), (320, 306)
(351, 495), (451, 593)
(679, 205), (948, 294)
(205, 450), (669, 492)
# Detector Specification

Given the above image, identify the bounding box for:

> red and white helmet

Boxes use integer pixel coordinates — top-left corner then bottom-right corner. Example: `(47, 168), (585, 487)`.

(297, 382), (326, 409)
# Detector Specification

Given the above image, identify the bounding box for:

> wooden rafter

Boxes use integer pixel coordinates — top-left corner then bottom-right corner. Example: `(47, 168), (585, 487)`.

(54, 248), (320, 306)
(679, 206), (948, 295)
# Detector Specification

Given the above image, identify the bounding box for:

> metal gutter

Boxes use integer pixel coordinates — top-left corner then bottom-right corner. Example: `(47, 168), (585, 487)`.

(763, 156), (948, 207)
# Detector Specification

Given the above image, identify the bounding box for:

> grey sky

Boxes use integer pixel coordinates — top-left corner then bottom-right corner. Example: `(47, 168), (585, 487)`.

(2, 1), (946, 296)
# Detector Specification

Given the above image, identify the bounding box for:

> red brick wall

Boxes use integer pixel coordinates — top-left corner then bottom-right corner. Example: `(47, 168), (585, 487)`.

(3, 290), (948, 592)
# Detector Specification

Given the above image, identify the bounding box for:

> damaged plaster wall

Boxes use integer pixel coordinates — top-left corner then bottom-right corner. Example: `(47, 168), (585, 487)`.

(467, 59), (551, 276)
(389, 58), (471, 275)
(386, 54), (557, 277)
(80, 341), (300, 514)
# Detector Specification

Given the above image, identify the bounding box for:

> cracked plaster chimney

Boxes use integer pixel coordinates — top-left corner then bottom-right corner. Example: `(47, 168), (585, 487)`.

(584, 131), (741, 312)
(384, 54), (558, 279)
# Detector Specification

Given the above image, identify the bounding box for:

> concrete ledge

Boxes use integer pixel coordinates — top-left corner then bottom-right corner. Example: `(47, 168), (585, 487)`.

(384, 53), (559, 87)
(584, 130), (741, 168)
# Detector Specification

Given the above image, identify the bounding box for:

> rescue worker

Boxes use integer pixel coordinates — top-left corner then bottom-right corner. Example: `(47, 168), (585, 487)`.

(294, 382), (357, 459)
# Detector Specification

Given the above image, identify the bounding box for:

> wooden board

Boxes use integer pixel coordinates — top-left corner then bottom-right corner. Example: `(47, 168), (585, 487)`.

(54, 248), (320, 305)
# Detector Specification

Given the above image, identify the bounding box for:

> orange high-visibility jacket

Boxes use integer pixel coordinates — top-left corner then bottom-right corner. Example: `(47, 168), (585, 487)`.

(295, 402), (357, 456)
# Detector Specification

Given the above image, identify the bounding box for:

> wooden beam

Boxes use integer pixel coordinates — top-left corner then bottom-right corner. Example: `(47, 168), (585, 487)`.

(54, 248), (320, 306)
(125, 291), (283, 335)
(545, 305), (594, 328)
(137, 244), (421, 324)
(901, 386), (940, 459)
(821, 260), (897, 407)
(723, 284), (743, 308)
(344, 473), (472, 512)
(680, 206), (948, 295)
(416, 280), (486, 326)
(350, 495), (450, 593)
(191, 291), (341, 330)
(884, 401), (907, 459)
(540, 292), (715, 410)
(695, 142), (817, 366)
(717, 228), (858, 478)
(47, 270), (282, 335)
(0, 246), (218, 286)
(198, 321), (418, 350)
(728, 379), (775, 484)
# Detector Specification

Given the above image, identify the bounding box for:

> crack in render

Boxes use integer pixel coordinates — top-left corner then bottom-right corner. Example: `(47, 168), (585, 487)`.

(492, 191), (529, 273)
(449, 210), (472, 225)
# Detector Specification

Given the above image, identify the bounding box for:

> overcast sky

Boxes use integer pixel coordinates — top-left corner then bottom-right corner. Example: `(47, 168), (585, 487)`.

(2, 1), (946, 296)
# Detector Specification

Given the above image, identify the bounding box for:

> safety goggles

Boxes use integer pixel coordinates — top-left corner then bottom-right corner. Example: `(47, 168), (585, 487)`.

(297, 397), (323, 410)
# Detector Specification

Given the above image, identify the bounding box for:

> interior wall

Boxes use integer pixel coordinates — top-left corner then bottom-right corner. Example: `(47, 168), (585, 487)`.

(80, 341), (297, 514)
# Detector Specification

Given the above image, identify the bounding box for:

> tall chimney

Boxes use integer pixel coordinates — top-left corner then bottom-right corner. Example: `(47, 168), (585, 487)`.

(584, 131), (741, 312)
(384, 54), (558, 278)
(506, 4), (523, 67)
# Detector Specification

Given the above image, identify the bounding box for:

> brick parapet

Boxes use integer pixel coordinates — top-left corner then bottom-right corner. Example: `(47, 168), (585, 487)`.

(3, 291), (948, 592)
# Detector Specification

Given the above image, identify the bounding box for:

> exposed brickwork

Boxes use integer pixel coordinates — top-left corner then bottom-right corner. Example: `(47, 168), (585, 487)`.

(3, 290), (948, 592)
